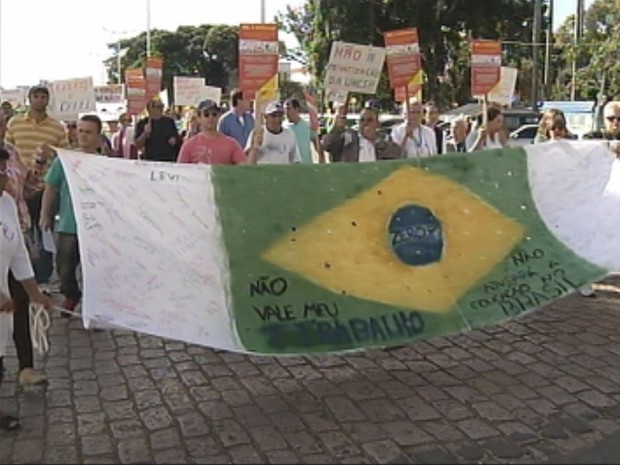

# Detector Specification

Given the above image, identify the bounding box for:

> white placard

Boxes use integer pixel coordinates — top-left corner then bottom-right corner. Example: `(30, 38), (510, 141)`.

(200, 86), (222, 105)
(173, 76), (205, 106)
(324, 41), (386, 102)
(0, 88), (27, 107)
(48, 77), (97, 121)
(474, 66), (518, 107)
(58, 150), (243, 351)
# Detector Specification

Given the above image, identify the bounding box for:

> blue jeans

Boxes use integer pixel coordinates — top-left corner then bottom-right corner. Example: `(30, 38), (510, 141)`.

(27, 191), (54, 284)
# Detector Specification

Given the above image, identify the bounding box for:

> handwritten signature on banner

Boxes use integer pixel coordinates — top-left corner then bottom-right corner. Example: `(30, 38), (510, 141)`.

(59, 151), (239, 349)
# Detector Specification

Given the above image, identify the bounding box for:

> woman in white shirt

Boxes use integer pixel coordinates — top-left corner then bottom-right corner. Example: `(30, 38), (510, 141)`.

(0, 147), (52, 431)
(468, 107), (509, 152)
(391, 100), (438, 158)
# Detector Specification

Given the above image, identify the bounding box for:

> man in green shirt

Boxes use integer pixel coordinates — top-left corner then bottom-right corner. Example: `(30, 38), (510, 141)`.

(284, 98), (325, 164)
(39, 114), (102, 315)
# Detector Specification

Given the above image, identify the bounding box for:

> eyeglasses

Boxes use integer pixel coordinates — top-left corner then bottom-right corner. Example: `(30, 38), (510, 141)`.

(201, 111), (219, 118)
(607, 116), (620, 122)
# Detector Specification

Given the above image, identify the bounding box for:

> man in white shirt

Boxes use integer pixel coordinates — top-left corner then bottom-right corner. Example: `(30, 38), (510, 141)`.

(246, 101), (301, 165)
(391, 100), (438, 158)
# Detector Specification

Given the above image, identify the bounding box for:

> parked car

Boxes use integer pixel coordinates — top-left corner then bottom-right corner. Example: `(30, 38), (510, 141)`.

(509, 124), (539, 146)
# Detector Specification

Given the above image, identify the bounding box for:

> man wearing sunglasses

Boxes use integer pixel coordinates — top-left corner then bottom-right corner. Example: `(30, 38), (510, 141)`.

(246, 101), (301, 164)
(134, 98), (180, 162)
(322, 101), (402, 162)
(584, 101), (620, 156)
(177, 99), (247, 165)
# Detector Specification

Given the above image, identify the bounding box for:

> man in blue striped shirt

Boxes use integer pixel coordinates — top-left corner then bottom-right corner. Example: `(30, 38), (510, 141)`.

(217, 88), (254, 148)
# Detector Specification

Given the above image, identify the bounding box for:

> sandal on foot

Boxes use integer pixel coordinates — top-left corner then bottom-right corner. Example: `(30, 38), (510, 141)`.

(0, 415), (20, 431)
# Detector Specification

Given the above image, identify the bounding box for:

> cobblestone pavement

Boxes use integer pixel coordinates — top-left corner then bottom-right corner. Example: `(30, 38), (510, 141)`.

(1, 277), (620, 464)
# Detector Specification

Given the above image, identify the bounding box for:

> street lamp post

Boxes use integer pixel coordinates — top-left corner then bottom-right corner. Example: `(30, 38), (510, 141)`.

(260, 0), (266, 23)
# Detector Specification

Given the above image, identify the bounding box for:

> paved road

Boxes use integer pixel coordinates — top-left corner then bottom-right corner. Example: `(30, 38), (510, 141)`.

(1, 277), (620, 464)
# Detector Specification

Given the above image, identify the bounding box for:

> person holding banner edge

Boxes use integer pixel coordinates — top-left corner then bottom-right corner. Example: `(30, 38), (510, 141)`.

(0, 146), (53, 431)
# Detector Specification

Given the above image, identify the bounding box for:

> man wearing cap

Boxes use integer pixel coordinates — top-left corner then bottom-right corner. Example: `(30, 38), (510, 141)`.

(177, 100), (247, 165)
(134, 99), (180, 162)
(246, 101), (301, 164)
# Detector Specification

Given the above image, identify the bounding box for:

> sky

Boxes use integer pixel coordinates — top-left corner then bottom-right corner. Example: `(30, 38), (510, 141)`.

(0, 0), (595, 90)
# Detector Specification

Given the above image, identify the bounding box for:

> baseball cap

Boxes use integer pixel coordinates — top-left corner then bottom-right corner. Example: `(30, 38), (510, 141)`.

(29, 85), (50, 97)
(264, 101), (284, 115)
(197, 99), (220, 113)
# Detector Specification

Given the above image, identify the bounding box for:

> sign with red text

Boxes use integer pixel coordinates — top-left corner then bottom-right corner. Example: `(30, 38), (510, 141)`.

(48, 77), (97, 121)
(239, 23), (279, 100)
(471, 40), (502, 97)
(384, 28), (422, 89)
(324, 41), (386, 103)
(145, 57), (164, 102)
(125, 69), (146, 116)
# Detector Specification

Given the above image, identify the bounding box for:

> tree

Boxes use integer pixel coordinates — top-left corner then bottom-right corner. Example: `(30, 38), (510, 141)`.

(277, 0), (538, 108)
(103, 24), (239, 103)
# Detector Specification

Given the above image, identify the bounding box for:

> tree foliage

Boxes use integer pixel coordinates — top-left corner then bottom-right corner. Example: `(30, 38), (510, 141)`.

(277, 0), (536, 107)
(104, 25), (239, 101)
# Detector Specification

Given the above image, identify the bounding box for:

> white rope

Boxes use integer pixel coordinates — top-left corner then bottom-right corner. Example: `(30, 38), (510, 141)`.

(29, 303), (51, 356)
(28, 304), (80, 356)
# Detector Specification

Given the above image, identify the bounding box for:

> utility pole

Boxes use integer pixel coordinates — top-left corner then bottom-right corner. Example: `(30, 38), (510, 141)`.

(146, 0), (152, 58)
(543, 0), (554, 98)
(571, 0), (585, 100)
(531, 0), (542, 108)
(260, 0), (266, 23)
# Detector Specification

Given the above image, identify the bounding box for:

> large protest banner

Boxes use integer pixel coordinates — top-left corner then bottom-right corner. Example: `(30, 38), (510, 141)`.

(238, 23), (279, 101)
(324, 41), (386, 103)
(59, 141), (619, 355)
(471, 40), (502, 97)
(47, 77), (97, 121)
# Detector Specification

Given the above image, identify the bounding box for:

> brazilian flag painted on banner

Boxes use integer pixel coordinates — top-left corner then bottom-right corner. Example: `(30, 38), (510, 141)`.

(212, 147), (605, 354)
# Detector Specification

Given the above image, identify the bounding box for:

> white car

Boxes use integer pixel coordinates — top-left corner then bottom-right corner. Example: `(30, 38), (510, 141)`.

(509, 124), (539, 146)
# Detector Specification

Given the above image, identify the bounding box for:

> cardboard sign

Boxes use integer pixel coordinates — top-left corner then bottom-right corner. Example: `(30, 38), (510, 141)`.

(173, 77), (205, 106)
(48, 77), (97, 121)
(239, 23), (279, 100)
(475, 66), (518, 107)
(471, 40), (502, 97)
(95, 84), (124, 104)
(324, 41), (386, 103)
(0, 88), (27, 107)
(384, 28), (422, 89)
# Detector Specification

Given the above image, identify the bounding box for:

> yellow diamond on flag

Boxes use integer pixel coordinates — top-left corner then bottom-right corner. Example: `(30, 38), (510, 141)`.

(262, 167), (525, 313)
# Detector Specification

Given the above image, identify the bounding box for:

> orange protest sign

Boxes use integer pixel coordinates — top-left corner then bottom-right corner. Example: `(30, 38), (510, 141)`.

(125, 68), (146, 116)
(239, 23), (279, 100)
(384, 28), (422, 90)
(145, 57), (163, 102)
(471, 40), (502, 97)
